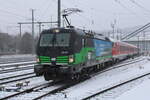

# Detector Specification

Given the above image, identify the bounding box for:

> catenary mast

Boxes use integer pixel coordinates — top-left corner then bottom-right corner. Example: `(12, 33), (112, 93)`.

(58, 0), (61, 27)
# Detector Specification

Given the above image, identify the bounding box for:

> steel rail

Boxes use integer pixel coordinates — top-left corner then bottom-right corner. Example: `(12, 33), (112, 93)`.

(32, 80), (83, 100)
(97, 58), (144, 75)
(0, 61), (36, 69)
(0, 56), (144, 100)
(0, 65), (34, 74)
(0, 74), (35, 85)
(32, 57), (143, 100)
(0, 81), (56, 100)
(0, 59), (35, 64)
(0, 72), (34, 81)
(82, 72), (150, 100)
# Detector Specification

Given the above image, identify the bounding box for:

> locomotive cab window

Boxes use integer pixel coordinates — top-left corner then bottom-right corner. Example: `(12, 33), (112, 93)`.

(39, 33), (70, 47)
(40, 34), (53, 47)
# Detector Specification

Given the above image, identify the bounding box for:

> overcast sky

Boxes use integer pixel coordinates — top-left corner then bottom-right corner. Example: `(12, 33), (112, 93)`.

(0, 0), (150, 35)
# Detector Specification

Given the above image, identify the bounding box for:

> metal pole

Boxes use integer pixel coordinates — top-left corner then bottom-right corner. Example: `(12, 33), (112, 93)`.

(112, 25), (115, 39)
(58, 0), (61, 27)
(138, 36), (140, 55)
(38, 22), (42, 34)
(18, 23), (22, 38)
(51, 16), (53, 28)
(144, 32), (145, 53)
(31, 9), (35, 54)
(111, 22), (115, 39)
(145, 32), (147, 53)
(31, 9), (34, 38)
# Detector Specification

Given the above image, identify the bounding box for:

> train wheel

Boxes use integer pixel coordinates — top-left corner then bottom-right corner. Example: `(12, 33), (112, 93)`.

(70, 74), (75, 80)
(35, 72), (43, 76)
(35, 72), (41, 76)
(44, 72), (50, 81)
(81, 73), (91, 80)
(74, 73), (80, 80)
(93, 65), (97, 72)
(70, 73), (80, 80)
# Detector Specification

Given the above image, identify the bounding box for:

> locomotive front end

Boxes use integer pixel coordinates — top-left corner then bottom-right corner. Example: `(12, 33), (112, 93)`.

(34, 28), (76, 80)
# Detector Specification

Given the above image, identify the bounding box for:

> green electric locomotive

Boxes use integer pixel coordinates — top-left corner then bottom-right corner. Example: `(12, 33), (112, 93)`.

(34, 26), (113, 81)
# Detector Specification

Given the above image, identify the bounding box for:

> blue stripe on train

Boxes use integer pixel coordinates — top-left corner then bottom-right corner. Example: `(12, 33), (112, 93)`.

(93, 39), (112, 57)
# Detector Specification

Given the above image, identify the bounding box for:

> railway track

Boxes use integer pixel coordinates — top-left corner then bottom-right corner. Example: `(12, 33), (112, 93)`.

(0, 56), (145, 100)
(0, 55), (35, 64)
(95, 57), (145, 75)
(0, 73), (36, 85)
(0, 61), (36, 74)
(0, 80), (62, 100)
(27, 57), (146, 99)
(0, 72), (34, 81)
(82, 71), (150, 100)
(0, 65), (34, 74)
(118, 56), (142, 64)
(33, 57), (145, 100)
(0, 77), (85, 100)
(32, 79), (85, 100)
(0, 60), (35, 64)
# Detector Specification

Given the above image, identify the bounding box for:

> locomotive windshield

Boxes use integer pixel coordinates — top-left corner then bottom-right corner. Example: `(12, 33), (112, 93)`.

(39, 33), (70, 47)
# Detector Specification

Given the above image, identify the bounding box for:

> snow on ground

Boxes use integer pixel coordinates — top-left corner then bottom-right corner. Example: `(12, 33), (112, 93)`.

(0, 76), (46, 98)
(0, 54), (35, 59)
(12, 84), (64, 100)
(114, 79), (150, 100)
(1, 56), (150, 100)
(0, 68), (45, 89)
(42, 56), (150, 100)
(0, 64), (35, 72)
(0, 54), (35, 64)
(0, 69), (34, 78)
(92, 77), (146, 100)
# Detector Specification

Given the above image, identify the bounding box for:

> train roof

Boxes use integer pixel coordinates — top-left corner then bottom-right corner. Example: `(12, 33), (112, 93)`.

(108, 38), (137, 48)
(42, 27), (111, 41)
(108, 37), (118, 42)
(41, 27), (75, 33)
(115, 41), (137, 48)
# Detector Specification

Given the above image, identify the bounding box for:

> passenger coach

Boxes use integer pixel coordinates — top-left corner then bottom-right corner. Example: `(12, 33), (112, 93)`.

(112, 41), (138, 61)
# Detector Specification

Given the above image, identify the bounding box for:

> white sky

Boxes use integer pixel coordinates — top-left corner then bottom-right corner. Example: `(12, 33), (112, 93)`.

(0, 0), (150, 35)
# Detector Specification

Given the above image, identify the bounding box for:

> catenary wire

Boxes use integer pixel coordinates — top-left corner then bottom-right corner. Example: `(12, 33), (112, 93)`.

(129, 0), (150, 14)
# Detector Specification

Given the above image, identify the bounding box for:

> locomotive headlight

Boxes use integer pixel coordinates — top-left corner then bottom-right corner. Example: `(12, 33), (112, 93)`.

(69, 55), (74, 63)
(36, 57), (40, 62)
(53, 29), (60, 33)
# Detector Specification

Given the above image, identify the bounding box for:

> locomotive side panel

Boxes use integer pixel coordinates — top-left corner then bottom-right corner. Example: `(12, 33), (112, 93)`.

(93, 39), (112, 62)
